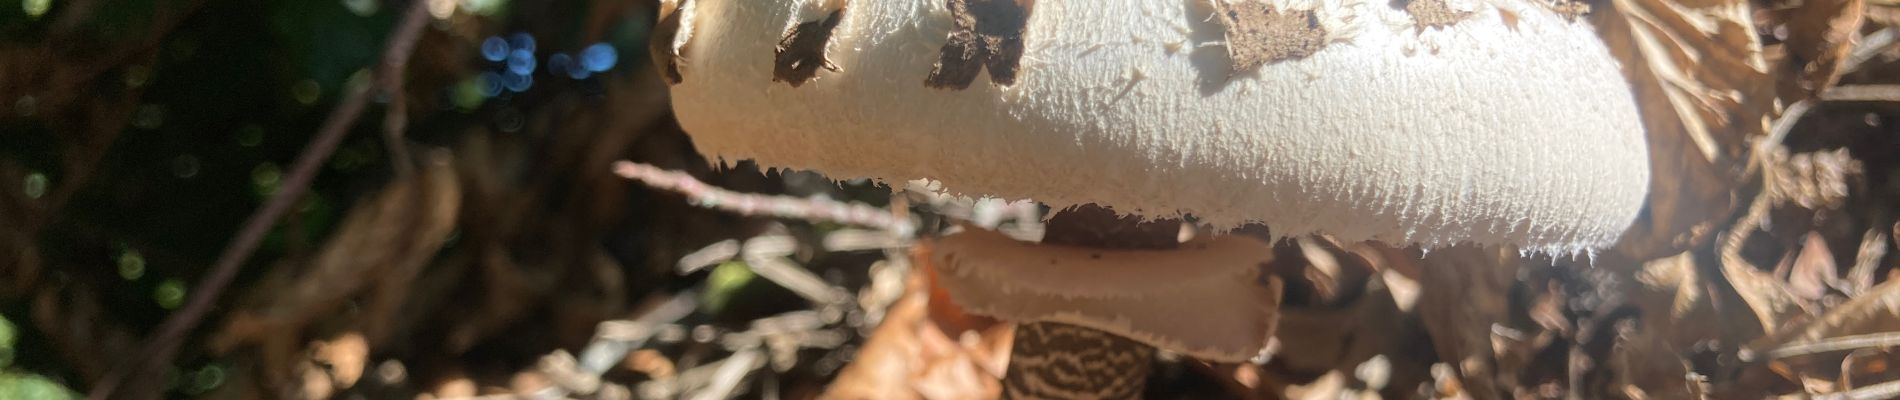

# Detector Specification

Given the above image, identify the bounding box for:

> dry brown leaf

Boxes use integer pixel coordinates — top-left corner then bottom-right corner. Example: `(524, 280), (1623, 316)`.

(1844, 228), (1888, 296)
(1790, 232), (1843, 302)
(821, 245), (1006, 400)
(1721, 249), (1815, 335)
(1597, 0), (1776, 260)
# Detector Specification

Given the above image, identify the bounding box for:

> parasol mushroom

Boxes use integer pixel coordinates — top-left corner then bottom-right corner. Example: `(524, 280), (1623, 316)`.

(652, 0), (1650, 397)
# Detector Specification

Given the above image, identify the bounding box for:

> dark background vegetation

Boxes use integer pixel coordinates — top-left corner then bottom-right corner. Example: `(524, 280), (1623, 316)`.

(3, 0), (1900, 399)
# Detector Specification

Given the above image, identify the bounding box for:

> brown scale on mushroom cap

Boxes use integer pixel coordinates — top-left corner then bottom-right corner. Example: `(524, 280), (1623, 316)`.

(925, 0), (1034, 89)
(1212, 0), (1330, 72)
(774, 7), (846, 86)
(1397, 0), (1474, 30)
(649, 0), (693, 84)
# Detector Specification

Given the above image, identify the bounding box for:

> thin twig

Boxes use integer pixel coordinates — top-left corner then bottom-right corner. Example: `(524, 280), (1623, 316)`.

(379, 4), (430, 178)
(1764, 99), (1815, 149)
(1841, 28), (1897, 76)
(612, 161), (915, 237)
(1746, 332), (1900, 361)
(1815, 380), (1900, 400)
(745, 254), (851, 305)
(688, 349), (765, 400)
(1765, 28), (1900, 149)
(87, 2), (437, 399)
(1822, 85), (1900, 102)
(677, 239), (741, 274)
(586, 292), (699, 371)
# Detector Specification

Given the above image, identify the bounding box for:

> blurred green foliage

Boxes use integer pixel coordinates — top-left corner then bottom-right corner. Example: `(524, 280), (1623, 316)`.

(1, 0), (655, 396)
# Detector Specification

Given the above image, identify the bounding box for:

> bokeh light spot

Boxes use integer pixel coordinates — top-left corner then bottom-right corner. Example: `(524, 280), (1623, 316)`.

(508, 32), (536, 53)
(506, 49), (535, 75)
(581, 43), (618, 72)
(480, 36), (509, 62)
(452, 78), (486, 110)
(292, 80), (322, 105)
(172, 154), (201, 179)
(23, 0), (51, 19)
(502, 71), (531, 93)
(494, 107), (524, 132)
(118, 250), (146, 281)
(236, 124), (265, 147)
(0, 314), (15, 368)
(189, 365), (225, 394)
(343, 0), (379, 16)
(462, 0), (504, 15)
(346, 68), (373, 93)
(547, 53), (577, 79)
(132, 104), (167, 129)
(251, 163), (282, 196)
(13, 96), (36, 117)
(154, 279), (187, 310)
(479, 71), (504, 97)
(22, 173), (47, 199)
(427, 0), (456, 19)
(123, 65), (152, 89)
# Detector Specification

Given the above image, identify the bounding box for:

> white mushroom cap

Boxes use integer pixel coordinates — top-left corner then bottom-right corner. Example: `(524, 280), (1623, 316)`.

(662, 0), (1653, 364)
(667, 0), (1652, 253)
(664, 0), (1648, 254)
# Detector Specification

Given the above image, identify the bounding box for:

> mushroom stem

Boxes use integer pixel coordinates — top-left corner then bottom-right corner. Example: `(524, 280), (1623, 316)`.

(1003, 205), (1179, 399)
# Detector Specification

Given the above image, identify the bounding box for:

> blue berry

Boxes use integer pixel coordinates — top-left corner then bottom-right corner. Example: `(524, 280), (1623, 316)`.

(580, 43), (618, 72)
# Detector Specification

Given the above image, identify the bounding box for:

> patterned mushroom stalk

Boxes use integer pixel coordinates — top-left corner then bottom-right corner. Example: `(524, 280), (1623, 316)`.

(653, 0), (1650, 397)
